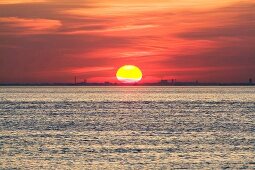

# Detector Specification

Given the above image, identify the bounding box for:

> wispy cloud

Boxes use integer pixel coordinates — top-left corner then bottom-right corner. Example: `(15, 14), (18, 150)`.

(64, 0), (244, 17)
(0, 17), (61, 34)
(70, 67), (115, 74)
(62, 24), (158, 35)
(0, 0), (45, 4)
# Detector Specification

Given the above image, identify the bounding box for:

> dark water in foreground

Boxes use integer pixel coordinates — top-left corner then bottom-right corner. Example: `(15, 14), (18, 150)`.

(0, 86), (254, 169)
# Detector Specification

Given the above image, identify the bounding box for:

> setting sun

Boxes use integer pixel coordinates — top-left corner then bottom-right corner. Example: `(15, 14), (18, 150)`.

(116, 65), (143, 83)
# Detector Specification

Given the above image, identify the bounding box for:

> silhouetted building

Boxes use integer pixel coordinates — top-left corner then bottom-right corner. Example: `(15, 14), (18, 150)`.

(171, 79), (175, 85)
(104, 82), (111, 86)
(160, 80), (169, 85)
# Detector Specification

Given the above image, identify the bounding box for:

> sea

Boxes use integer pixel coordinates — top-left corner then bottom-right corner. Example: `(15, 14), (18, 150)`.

(0, 86), (254, 169)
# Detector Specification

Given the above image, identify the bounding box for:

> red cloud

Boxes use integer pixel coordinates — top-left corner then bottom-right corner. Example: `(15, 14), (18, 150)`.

(0, 17), (61, 34)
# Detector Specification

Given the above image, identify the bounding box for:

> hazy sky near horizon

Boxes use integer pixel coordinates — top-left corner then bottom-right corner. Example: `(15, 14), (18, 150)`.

(0, 0), (254, 83)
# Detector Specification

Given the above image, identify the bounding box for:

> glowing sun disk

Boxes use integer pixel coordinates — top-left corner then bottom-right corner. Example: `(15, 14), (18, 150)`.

(116, 65), (143, 83)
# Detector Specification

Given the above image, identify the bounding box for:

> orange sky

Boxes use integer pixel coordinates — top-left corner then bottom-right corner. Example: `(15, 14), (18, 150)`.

(0, 0), (254, 83)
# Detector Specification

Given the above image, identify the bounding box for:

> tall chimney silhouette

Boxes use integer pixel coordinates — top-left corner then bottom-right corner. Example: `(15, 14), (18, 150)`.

(249, 78), (252, 84)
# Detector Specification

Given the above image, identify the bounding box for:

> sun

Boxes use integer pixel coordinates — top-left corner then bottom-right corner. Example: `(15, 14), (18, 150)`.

(116, 65), (143, 83)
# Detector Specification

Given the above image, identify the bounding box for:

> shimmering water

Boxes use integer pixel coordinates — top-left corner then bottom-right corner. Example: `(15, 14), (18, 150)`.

(0, 86), (254, 169)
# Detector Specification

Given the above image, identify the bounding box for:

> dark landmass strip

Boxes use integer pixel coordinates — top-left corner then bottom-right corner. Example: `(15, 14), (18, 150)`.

(0, 80), (254, 86)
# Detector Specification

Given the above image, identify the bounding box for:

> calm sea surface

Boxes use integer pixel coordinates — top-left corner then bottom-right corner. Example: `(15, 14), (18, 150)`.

(0, 86), (254, 169)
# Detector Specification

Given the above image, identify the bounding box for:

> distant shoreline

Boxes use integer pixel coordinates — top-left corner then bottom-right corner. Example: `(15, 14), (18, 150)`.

(0, 82), (254, 87)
